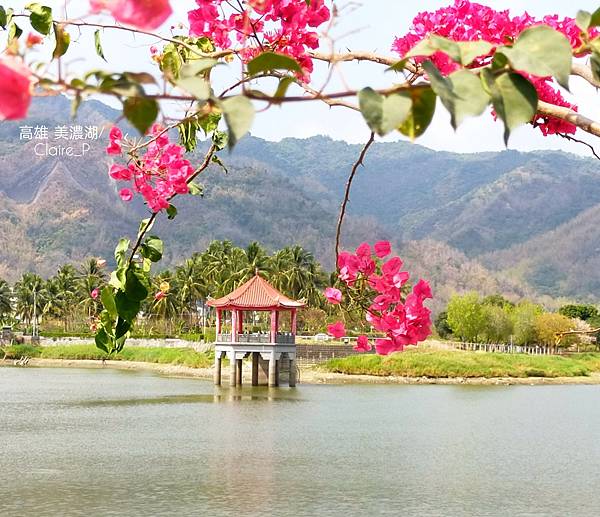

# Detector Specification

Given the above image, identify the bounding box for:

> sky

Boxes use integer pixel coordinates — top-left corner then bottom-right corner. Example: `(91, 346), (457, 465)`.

(10, 0), (600, 155)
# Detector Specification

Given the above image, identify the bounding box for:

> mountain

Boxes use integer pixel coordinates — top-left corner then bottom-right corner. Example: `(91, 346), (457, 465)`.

(2, 95), (600, 305)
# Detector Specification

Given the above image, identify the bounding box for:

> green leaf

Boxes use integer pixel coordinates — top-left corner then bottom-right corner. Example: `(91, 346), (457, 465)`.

(115, 291), (141, 322)
(180, 58), (218, 77)
(212, 130), (228, 150)
(482, 70), (538, 145)
(94, 29), (106, 61)
(137, 218), (154, 238)
(357, 87), (412, 136)
(52, 23), (69, 59)
(94, 328), (110, 353)
(188, 182), (204, 195)
(123, 97), (159, 135)
(247, 52), (301, 76)
(221, 96), (255, 149)
(398, 87), (436, 140)
(499, 25), (572, 90)
(175, 76), (210, 100)
(124, 270), (149, 302)
(212, 154), (228, 173)
(166, 204), (178, 220)
(274, 76), (294, 99)
(140, 236), (163, 262)
(591, 51), (600, 82)
(115, 317), (131, 340)
(422, 61), (459, 124)
(447, 69), (490, 128)
(8, 22), (22, 42)
(101, 287), (117, 319)
(0, 7), (7, 28)
(26, 3), (52, 35)
(114, 238), (130, 268)
(576, 10), (592, 30)
(405, 35), (492, 66)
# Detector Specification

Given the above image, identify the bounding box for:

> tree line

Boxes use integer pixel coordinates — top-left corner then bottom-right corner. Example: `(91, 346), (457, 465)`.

(435, 293), (599, 348)
(3, 240), (336, 337)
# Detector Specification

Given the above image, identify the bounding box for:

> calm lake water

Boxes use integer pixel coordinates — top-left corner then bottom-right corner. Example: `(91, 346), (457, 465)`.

(1, 367), (600, 517)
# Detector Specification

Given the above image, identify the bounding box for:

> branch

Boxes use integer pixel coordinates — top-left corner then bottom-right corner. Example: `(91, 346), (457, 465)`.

(555, 327), (600, 346)
(557, 132), (600, 161)
(127, 143), (217, 265)
(537, 101), (600, 138)
(335, 132), (375, 260)
(571, 62), (600, 89)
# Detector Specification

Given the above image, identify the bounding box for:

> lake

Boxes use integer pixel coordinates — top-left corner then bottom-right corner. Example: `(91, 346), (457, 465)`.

(1, 367), (600, 516)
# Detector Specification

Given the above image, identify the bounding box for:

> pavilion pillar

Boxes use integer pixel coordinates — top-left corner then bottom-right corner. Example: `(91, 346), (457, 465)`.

(214, 354), (222, 386)
(289, 357), (296, 387)
(268, 352), (277, 387)
(231, 310), (237, 343)
(251, 352), (259, 386)
(291, 309), (297, 335)
(270, 310), (277, 344)
(236, 358), (243, 385)
(238, 310), (243, 335)
(229, 354), (237, 387)
(216, 309), (222, 337)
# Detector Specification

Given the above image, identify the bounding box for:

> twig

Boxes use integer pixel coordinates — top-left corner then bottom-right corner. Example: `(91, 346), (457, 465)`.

(335, 132), (375, 260)
(557, 132), (600, 161)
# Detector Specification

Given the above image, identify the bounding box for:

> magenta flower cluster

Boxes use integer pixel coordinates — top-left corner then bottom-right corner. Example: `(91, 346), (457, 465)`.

(188, 0), (331, 77)
(107, 124), (195, 213)
(392, 0), (587, 136)
(325, 241), (433, 356)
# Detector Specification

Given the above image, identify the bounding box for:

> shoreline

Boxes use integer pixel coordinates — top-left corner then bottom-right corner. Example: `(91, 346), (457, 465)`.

(4, 358), (600, 385)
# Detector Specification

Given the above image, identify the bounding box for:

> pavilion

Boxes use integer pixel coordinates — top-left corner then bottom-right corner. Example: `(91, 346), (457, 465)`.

(208, 273), (305, 387)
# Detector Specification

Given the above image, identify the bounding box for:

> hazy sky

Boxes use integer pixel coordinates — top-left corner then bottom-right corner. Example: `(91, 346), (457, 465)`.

(11, 0), (600, 155)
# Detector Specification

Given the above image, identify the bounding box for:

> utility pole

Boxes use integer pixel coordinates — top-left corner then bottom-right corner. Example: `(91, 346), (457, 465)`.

(32, 289), (37, 338)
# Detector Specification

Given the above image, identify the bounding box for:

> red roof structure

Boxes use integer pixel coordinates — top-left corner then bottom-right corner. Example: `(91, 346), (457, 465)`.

(207, 274), (305, 310)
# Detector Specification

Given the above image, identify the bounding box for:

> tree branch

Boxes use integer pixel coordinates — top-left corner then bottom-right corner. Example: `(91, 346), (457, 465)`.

(557, 132), (600, 161)
(335, 132), (375, 260)
(571, 62), (600, 89)
(537, 100), (600, 138)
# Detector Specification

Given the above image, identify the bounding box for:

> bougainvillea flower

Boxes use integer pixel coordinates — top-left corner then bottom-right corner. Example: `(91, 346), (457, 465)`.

(26, 33), (43, 47)
(90, 288), (100, 299)
(91, 0), (172, 30)
(327, 321), (346, 339)
(119, 188), (133, 202)
(154, 291), (167, 301)
(374, 241), (391, 258)
(0, 57), (32, 120)
(354, 335), (372, 352)
(324, 287), (342, 304)
(106, 126), (123, 155)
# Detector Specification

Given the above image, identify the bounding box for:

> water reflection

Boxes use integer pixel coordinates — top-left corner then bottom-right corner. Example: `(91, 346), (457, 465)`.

(2, 367), (600, 517)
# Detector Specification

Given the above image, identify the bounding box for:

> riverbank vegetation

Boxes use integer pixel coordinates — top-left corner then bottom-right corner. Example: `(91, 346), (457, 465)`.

(435, 294), (600, 350)
(1, 344), (213, 369)
(324, 349), (600, 378)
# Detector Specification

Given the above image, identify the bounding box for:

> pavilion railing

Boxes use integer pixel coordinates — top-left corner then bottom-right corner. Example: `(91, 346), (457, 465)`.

(216, 332), (296, 344)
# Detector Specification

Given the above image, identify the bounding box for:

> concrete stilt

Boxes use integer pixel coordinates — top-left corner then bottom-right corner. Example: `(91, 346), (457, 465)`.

(275, 359), (280, 387)
(268, 356), (277, 387)
(289, 358), (296, 387)
(229, 357), (237, 387)
(214, 355), (222, 386)
(251, 352), (259, 386)
(236, 359), (243, 385)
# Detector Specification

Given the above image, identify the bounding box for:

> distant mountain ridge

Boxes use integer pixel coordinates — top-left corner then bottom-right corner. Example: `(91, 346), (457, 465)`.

(1, 96), (600, 304)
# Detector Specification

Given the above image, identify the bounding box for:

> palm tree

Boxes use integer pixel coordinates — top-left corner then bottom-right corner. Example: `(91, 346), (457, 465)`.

(149, 271), (180, 334)
(14, 273), (46, 333)
(0, 278), (13, 324)
(77, 258), (107, 319)
(175, 258), (207, 328)
(45, 265), (79, 331)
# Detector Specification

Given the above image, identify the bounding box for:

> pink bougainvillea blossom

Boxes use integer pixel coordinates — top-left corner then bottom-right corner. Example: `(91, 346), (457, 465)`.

(392, 0), (588, 136)
(154, 291), (167, 301)
(374, 240), (391, 258)
(107, 124), (197, 212)
(0, 57), (32, 120)
(187, 0), (331, 77)
(354, 335), (372, 352)
(26, 33), (43, 47)
(90, 0), (172, 30)
(119, 188), (134, 202)
(325, 242), (432, 356)
(327, 321), (346, 339)
(91, 288), (100, 299)
(324, 287), (342, 304)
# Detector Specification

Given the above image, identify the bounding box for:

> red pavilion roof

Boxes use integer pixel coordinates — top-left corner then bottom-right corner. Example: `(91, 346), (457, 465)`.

(207, 274), (305, 310)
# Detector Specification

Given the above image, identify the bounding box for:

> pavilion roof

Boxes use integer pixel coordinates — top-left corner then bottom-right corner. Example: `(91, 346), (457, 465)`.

(207, 274), (305, 310)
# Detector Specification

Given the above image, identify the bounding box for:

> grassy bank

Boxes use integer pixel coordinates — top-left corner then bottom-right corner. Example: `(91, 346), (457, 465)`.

(324, 349), (600, 378)
(1, 344), (213, 369)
